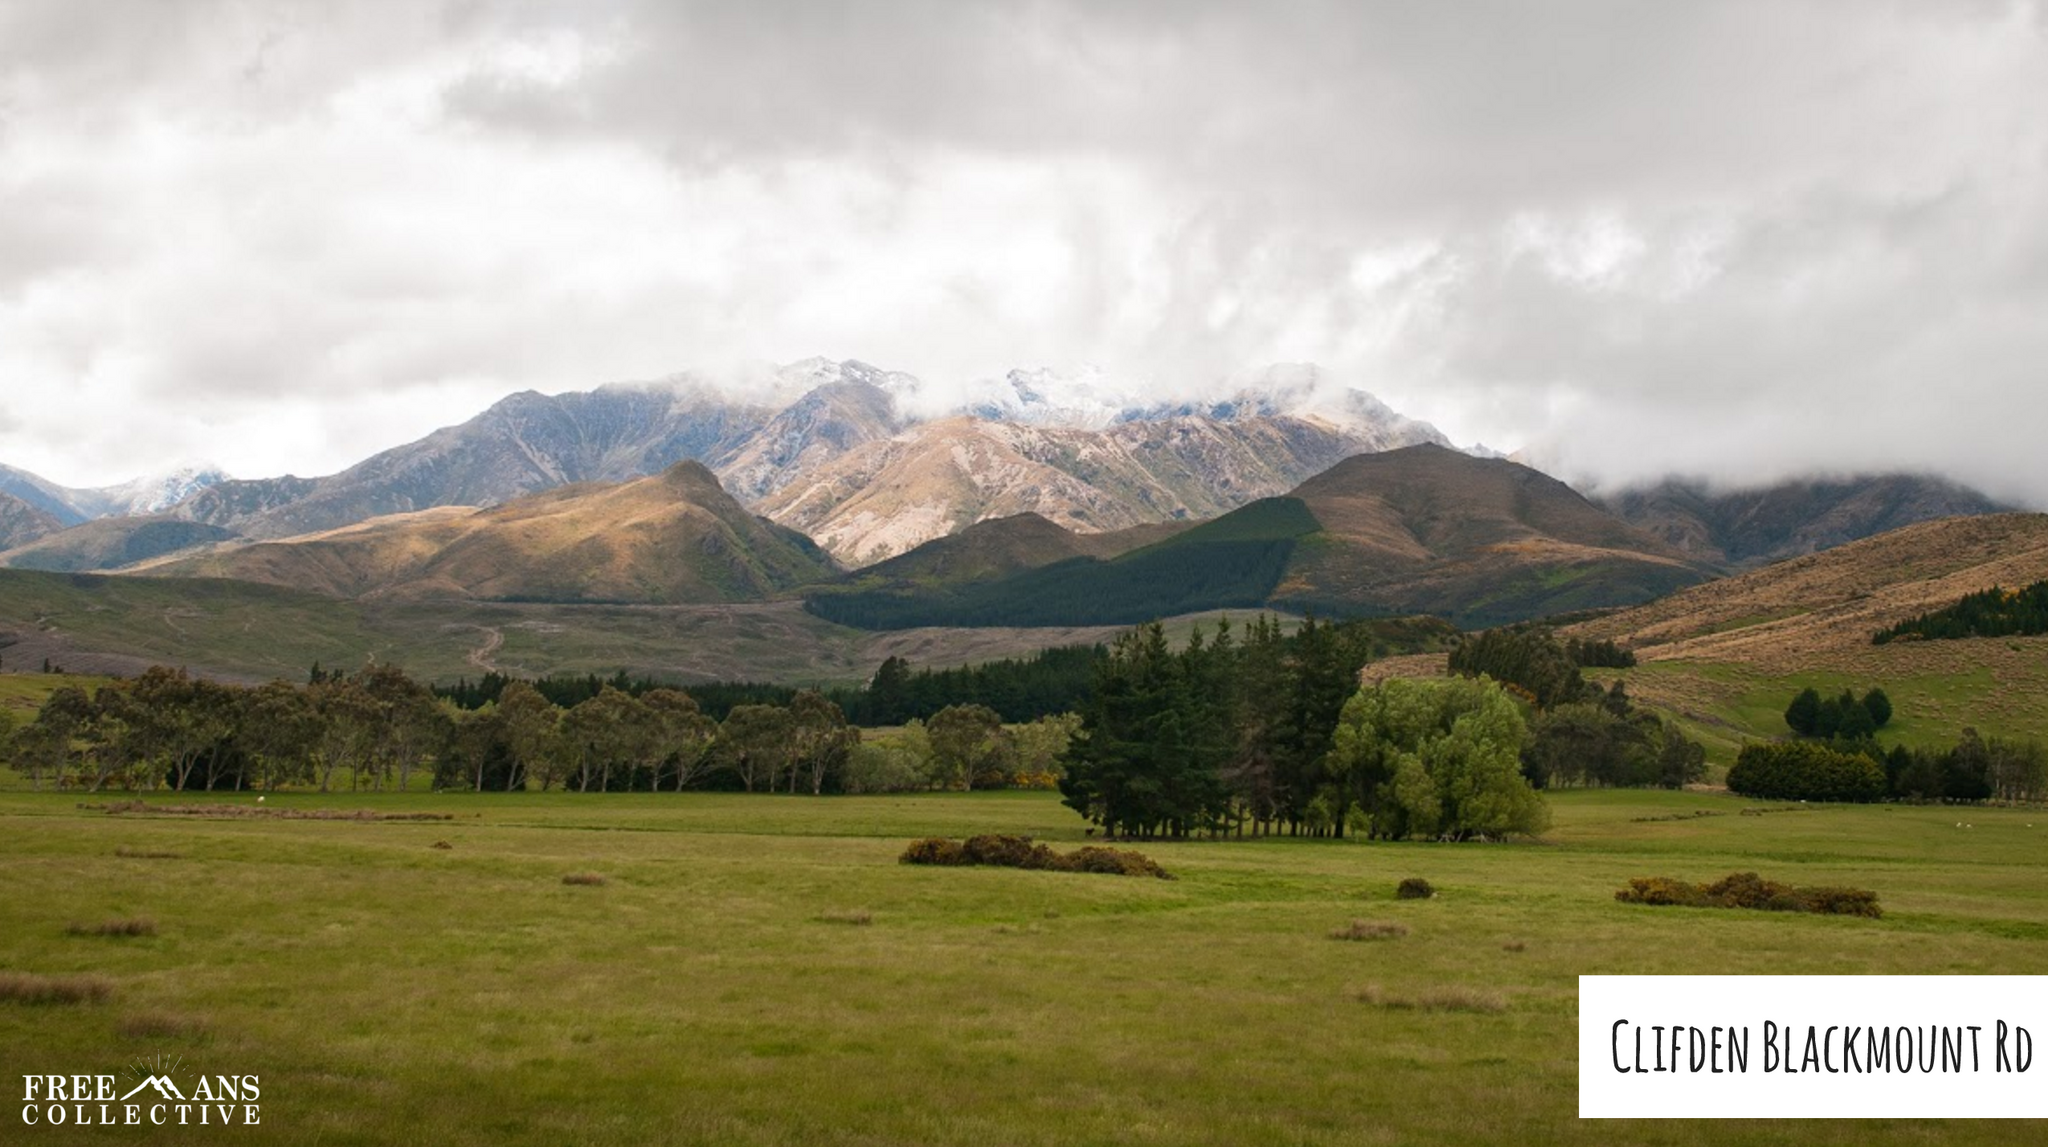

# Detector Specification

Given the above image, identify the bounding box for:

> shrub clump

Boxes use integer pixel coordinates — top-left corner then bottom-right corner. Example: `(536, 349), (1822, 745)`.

(1395, 877), (1436, 900)
(1330, 919), (1409, 942)
(66, 918), (157, 938)
(1062, 846), (1172, 878)
(0, 973), (114, 1005)
(1615, 872), (1881, 918)
(899, 835), (1172, 879)
(1357, 983), (1506, 1013)
(961, 834), (1063, 869)
(899, 838), (969, 866)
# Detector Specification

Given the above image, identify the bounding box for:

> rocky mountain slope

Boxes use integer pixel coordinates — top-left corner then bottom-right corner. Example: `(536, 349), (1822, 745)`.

(0, 491), (63, 552)
(0, 462), (229, 526)
(169, 384), (778, 541)
(760, 408), (1441, 565)
(1604, 474), (2010, 567)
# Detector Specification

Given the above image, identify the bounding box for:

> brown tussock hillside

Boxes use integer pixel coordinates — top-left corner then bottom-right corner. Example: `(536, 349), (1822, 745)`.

(144, 463), (836, 605)
(1567, 512), (2048, 671)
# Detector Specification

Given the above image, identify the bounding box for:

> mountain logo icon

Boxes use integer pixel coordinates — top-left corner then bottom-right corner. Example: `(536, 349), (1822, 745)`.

(119, 1075), (186, 1102)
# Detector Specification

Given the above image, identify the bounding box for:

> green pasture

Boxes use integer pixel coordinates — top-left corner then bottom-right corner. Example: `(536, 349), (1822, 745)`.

(2, 788), (2044, 1145)
(1596, 654), (2048, 772)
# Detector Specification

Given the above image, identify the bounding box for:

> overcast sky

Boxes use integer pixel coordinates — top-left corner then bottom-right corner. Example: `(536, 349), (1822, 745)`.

(2, 0), (2044, 502)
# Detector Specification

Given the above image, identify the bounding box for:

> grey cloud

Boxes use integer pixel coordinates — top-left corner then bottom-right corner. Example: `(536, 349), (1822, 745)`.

(1, 0), (2045, 503)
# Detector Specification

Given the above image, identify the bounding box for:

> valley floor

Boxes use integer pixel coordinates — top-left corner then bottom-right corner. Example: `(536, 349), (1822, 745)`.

(2, 788), (2043, 1145)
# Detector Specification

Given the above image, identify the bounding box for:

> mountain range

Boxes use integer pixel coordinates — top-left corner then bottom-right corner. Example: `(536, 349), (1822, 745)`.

(2, 359), (1449, 569)
(0, 492), (64, 552)
(0, 359), (2022, 607)
(0, 463), (228, 532)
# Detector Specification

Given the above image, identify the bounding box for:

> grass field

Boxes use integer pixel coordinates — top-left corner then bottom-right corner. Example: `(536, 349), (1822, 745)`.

(3, 787), (2044, 1145)
(1599, 638), (2048, 770)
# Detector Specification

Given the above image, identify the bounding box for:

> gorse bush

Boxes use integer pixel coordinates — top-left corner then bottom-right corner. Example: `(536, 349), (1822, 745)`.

(1061, 846), (1173, 878)
(898, 837), (969, 866)
(1615, 872), (1881, 918)
(899, 835), (1172, 879)
(960, 834), (1062, 868)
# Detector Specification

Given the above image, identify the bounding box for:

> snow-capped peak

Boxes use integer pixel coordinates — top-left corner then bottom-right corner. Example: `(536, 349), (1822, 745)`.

(957, 366), (1157, 429)
(92, 464), (231, 516)
(775, 357), (921, 399)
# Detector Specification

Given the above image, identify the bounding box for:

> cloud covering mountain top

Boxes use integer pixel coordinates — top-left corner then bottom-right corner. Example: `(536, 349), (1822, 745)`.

(1, 1), (2043, 504)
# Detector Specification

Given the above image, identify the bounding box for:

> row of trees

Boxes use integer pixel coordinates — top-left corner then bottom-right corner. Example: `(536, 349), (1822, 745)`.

(1725, 740), (1889, 803)
(6, 664), (446, 794)
(0, 664), (1073, 796)
(431, 644), (1103, 726)
(844, 711), (1079, 794)
(1880, 730), (2048, 803)
(1056, 617), (1552, 841)
(1730, 727), (2048, 804)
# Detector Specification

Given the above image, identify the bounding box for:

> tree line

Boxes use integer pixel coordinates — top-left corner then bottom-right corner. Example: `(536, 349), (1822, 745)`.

(1729, 681), (2046, 803)
(0, 664), (1075, 796)
(1728, 729), (2047, 804)
(430, 644), (1102, 726)
(1874, 580), (2048, 644)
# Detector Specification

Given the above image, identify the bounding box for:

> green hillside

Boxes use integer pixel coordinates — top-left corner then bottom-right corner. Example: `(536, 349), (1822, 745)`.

(807, 497), (1319, 628)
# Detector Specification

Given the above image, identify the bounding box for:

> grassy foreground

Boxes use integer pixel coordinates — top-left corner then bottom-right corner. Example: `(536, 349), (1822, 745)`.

(2, 788), (2044, 1145)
